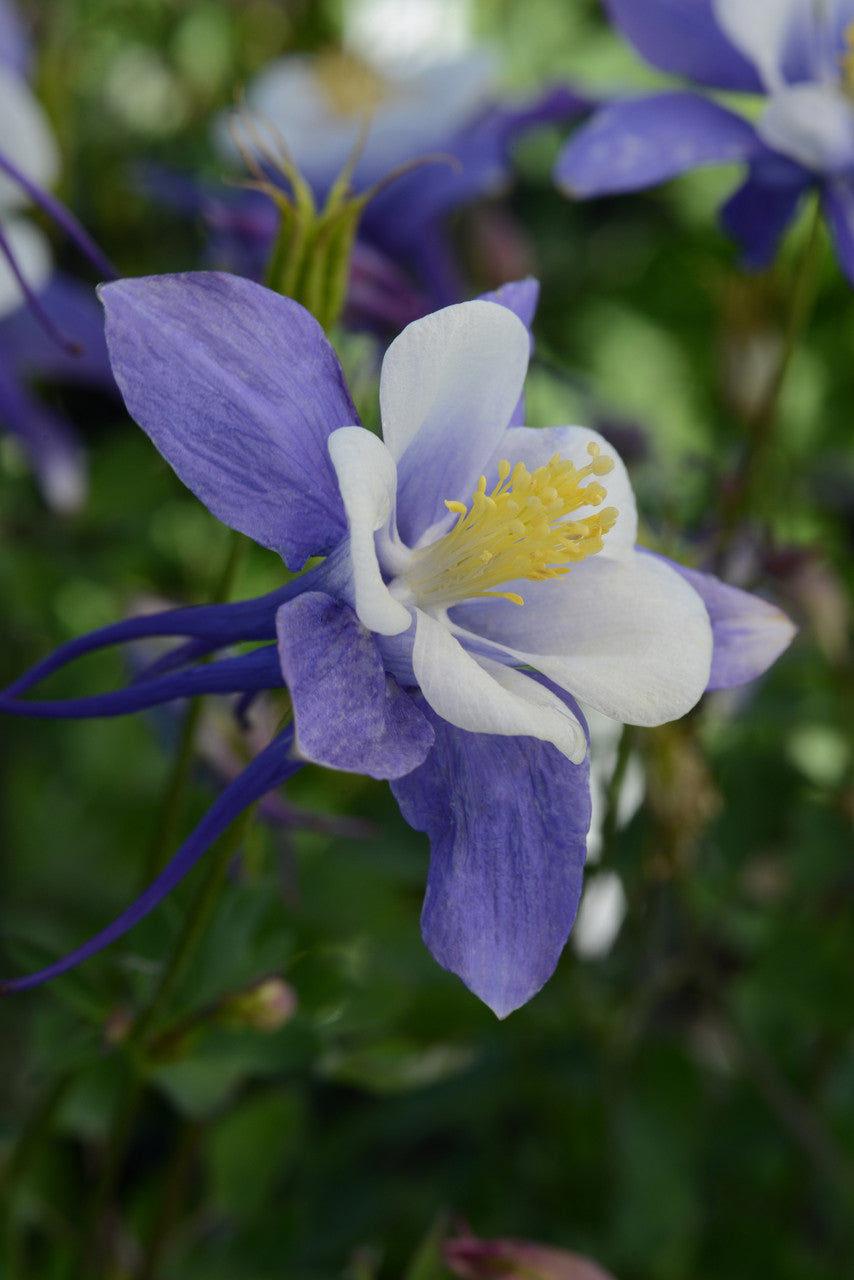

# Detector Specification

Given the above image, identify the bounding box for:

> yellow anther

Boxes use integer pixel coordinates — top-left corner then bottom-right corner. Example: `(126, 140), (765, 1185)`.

(313, 48), (388, 116)
(406, 443), (620, 608)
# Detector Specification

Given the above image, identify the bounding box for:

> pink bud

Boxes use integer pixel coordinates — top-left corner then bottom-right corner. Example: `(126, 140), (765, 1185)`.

(445, 1234), (617, 1280)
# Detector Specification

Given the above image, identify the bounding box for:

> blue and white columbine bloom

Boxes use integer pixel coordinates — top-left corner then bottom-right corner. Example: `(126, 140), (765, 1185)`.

(0, 274), (794, 1016)
(557, 0), (854, 281)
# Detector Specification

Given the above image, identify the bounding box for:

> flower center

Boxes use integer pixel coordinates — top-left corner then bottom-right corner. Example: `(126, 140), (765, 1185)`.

(313, 48), (389, 117)
(405, 442), (619, 608)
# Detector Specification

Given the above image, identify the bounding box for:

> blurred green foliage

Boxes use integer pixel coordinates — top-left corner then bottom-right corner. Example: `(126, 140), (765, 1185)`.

(2, 1), (854, 1278)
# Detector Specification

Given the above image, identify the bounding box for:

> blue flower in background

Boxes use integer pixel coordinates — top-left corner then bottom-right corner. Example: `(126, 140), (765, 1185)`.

(1, 274), (794, 1015)
(215, 45), (591, 312)
(557, 0), (854, 281)
(0, 0), (114, 510)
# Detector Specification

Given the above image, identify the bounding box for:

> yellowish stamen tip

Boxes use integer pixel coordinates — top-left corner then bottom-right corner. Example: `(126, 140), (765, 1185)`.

(407, 441), (619, 608)
(313, 48), (388, 116)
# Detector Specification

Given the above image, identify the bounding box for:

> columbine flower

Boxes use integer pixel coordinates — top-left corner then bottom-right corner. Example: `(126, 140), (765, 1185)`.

(0, 0), (114, 510)
(0, 274), (795, 1016)
(556, 0), (854, 282)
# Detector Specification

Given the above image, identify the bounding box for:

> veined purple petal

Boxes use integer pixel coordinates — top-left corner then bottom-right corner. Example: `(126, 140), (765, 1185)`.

(0, 645), (283, 720)
(557, 92), (763, 198)
(657, 556), (796, 689)
(720, 159), (811, 267)
(0, 728), (301, 993)
(822, 176), (854, 286)
(276, 593), (433, 780)
(603, 0), (763, 91)
(100, 273), (358, 569)
(392, 695), (590, 1018)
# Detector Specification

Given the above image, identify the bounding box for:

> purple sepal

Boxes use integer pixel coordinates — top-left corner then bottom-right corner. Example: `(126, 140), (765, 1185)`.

(276, 593), (433, 780)
(392, 693), (590, 1018)
(822, 177), (854, 287)
(720, 159), (812, 268)
(100, 273), (357, 569)
(603, 0), (763, 92)
(556, 92), (762, 198)
(0, 728), (302, 993)
(661, 558), (796, 690)
(0, 644), (283, 720)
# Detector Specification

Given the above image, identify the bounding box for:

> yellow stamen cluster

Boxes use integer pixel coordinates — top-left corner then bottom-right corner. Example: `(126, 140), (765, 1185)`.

(313, 48), (389, 116)
(841, 22), (854, 97)
(406, 442), (619, 608)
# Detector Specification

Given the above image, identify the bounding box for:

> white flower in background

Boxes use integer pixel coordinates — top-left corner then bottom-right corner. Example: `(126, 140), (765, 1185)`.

(0, 61), (58, 317)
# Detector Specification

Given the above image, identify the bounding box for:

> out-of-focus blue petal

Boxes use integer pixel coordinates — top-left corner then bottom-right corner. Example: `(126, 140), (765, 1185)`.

(276, 592), (433, 780)
(603, 0), (763, 91)
(100, 272), (357, 569)
(0, 355), (86, 512)
(657, 556), (796, 689)
(556, 92), (762, 197)
(0, 0), (29, 77)
(392, 693), (590, 1018)
(720, 157), (811, 266)
(0, 645), (283, 719)
(0, 274), (113, 387)
(822, 175), (854, 286)
(0, 728), (301, 993)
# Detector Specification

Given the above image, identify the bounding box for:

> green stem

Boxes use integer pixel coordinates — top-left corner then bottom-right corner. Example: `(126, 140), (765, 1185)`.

(721, 195), (823, 542)
(2, 1070), (75, 1280)
(68, 806), (256, 1280)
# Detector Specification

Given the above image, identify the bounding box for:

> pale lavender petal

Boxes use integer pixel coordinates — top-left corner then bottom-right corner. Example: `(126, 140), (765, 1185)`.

(604, 0), (763, 91)
(276, 592), (433, 780)
(1, 729), (301, 993)
(0, 356), (86, 512)
(379, 300), (530, 545)
(392, 695), (590, 1018)
(0, 0), (29, 76)
(556, 93), (762, 198)
(100, 272), (358, 569)
(661, 558), (796, 689)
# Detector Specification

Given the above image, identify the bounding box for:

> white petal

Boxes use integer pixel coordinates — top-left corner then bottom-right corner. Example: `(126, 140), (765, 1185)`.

(451, 549), (713, 726)
(0, 217), (51, 319)
(379, 300), (531, 545)
(0, 67), (59, 208)
(485, 424), (639, 556)
(758, 83), (854, 171)
(412, 609), (587, 763)
(572, 872), (627, 960)
(711, 0), (804, 90)
(327, 426), (413, 636)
